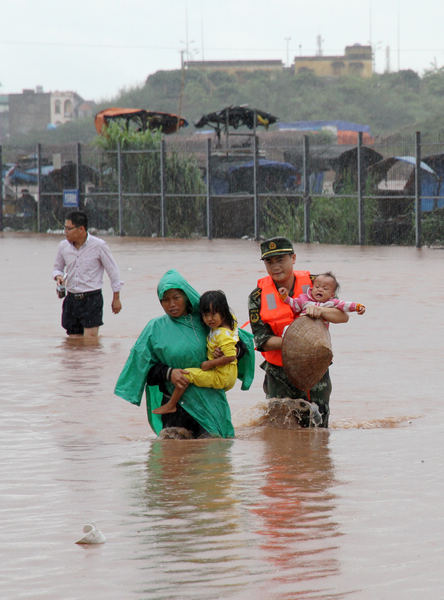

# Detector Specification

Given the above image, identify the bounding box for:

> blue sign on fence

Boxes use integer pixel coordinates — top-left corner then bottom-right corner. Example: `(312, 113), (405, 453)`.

(63, 189), (79, 208)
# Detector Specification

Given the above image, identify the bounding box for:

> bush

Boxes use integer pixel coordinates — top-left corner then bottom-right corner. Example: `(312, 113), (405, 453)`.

(94, 123), (206, 236)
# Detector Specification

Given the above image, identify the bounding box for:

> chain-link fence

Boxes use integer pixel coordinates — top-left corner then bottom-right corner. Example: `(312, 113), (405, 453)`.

(2, 131), (444, 246)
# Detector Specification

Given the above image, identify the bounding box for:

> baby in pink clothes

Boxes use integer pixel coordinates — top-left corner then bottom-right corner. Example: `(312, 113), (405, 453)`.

(279, 272), (365, 327)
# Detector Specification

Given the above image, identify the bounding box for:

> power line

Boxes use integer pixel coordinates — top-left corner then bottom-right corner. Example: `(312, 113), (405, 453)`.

(1, 39), (443, 55)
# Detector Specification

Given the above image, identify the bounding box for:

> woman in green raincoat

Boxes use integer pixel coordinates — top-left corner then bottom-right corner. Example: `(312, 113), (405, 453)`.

(114, 269), (254, 438)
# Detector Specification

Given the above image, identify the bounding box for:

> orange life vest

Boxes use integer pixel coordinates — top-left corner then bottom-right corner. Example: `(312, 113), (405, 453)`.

(258, 271), (312, 366)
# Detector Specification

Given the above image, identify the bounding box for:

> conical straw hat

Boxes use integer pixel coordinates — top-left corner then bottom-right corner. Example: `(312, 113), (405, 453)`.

(282, 316), (333, 391)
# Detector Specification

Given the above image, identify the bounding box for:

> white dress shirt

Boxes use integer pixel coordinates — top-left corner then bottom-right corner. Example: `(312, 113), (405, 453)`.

(52, 233), (123, 293)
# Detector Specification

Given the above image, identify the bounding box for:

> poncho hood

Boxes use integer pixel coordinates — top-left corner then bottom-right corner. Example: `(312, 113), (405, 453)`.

(157, 269), (201, 315)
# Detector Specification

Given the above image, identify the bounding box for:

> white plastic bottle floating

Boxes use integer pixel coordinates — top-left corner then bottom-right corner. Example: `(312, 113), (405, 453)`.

(75, 523), (106, 545)
(309, 403), (322, 427)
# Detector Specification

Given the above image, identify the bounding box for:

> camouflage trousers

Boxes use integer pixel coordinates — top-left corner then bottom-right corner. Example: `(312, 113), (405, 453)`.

(262, 362), (332, 427)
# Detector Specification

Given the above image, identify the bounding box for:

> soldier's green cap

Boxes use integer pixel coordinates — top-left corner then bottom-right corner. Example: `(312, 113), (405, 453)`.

(260, 237), (294, 260)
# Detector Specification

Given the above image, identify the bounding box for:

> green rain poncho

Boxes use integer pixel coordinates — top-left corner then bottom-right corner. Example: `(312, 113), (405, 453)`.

(114, 269), (255, 438)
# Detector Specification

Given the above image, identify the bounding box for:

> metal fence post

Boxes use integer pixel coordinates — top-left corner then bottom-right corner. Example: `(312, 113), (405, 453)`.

(36, 143), (42, 233)
(357, 132), (365, 244)
(206, 138), (212, 240)
(415, 131), (422, 248)
(76, 142), (82, 209)
(0, 145), (3, 232)
(117, 141), (123, 236)
(160, 138), (166, 237)
(303, 135), (310, 243)
(253, 124), (259, 240)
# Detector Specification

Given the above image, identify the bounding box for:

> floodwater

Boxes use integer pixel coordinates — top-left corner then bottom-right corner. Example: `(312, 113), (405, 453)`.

(1, 232), (443, 600)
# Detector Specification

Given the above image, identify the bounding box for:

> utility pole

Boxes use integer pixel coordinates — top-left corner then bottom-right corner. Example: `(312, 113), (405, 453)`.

(284, 37), (291, 67)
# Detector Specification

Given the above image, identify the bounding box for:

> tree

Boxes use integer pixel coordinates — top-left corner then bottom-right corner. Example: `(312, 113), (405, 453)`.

(94, 122), (206, 236)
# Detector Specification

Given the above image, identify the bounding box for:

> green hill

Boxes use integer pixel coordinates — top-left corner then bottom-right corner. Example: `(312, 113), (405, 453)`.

(7, 66), (444, 146)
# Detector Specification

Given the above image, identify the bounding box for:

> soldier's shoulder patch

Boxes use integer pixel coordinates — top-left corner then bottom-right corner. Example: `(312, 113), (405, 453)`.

(249, 309), (260, 324)
(251, 287), (261, 299)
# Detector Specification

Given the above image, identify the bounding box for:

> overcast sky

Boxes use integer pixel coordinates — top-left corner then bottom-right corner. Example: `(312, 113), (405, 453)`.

(2, 0), (444, 102)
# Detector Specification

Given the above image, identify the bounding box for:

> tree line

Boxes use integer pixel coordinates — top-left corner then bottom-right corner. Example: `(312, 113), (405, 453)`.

(7, 66), (444, 147)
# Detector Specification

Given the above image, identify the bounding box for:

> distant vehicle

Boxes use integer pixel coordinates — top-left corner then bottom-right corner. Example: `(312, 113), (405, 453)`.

(94, 108), (188, 135)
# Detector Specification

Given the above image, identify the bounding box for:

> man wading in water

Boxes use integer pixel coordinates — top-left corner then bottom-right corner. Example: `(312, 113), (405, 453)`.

(52, 211), (123, 339)
(248, 237), (348, 427)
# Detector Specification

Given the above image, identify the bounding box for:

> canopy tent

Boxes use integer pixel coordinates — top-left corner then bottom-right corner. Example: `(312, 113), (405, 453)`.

(195, 106), (278, 142)
(367, 155), (441, 214)
(94, 108), (188, 135)
(331, 146), (384, 193)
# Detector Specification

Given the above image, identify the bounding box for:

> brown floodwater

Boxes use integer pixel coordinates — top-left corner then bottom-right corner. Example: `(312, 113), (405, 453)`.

(1, 232), (443, 599)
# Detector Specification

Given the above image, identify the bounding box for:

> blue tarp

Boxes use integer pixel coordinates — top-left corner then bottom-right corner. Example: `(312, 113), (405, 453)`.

(4, 165), (54, 185)
(395, 156), (442, 211)
(7, 170), (37, 184)
(278, 120), (371, 133)
(26, 166), (54, 176)
(227, 159), (296, 173)
(422, 154), (444, 210)
(395, 156), (435, 174)
(371, 155), (442, 212)
(209, 159), (298, 194)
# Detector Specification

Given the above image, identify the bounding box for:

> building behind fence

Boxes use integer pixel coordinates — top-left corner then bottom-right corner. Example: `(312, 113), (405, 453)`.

(1, 130), (444, 247)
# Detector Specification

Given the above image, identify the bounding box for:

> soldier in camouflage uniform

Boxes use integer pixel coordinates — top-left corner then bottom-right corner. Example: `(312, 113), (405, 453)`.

(248, 237), (348, 427)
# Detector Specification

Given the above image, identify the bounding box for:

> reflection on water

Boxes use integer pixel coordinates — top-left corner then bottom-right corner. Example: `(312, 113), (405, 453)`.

(1, 234), (444, 599)
(123, 430), (344, 600)
(138, 439), (245, 598)
(57, 337), (106, 390)
(251, 430), (339, 576)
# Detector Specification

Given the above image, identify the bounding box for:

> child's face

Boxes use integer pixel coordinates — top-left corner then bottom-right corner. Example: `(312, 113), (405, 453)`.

(202, 311), (223, 329)
(311, 275), (337, 303)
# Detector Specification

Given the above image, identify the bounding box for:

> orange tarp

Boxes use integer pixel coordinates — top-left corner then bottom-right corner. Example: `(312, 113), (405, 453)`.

(94, 108), (188, 135)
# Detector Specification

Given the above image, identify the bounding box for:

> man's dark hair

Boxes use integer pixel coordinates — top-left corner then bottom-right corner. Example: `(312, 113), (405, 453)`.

(66, 211), (88, 230)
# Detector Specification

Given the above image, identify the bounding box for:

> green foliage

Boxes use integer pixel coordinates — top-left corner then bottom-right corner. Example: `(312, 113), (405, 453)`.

(261, 178), (380, 245)
(379, 69), (421, 92)
(260, 196), (304, 241)
(8, 117), (97, 146)
(421, 66), (444, 95)
(138, 66), (444, 141)
(421, 209), (444, 245)
(10, 66), (444, 147)
(95, 121), (162, 150)
(307, 197), (359, 244)
(94, 122), (205, 237)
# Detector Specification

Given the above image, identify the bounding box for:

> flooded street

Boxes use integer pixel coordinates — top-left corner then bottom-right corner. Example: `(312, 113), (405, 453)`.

(1, 232), (443, 599)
